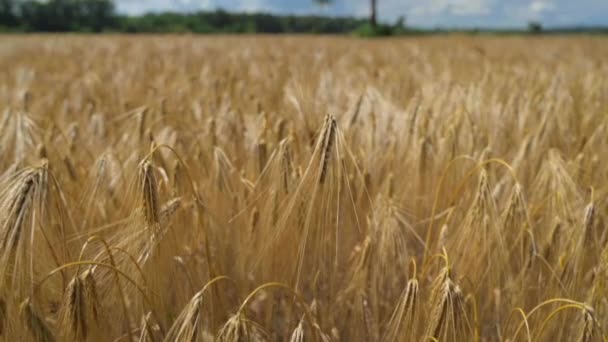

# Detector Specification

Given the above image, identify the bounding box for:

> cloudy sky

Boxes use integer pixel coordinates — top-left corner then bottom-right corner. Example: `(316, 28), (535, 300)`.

(116, 0), (608, 28)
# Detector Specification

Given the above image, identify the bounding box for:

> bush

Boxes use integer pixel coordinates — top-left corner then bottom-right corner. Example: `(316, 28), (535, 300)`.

(354, 23), (394, 37)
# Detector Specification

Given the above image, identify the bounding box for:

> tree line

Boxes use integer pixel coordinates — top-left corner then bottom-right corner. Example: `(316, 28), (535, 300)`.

(1, 0), (115, 32)
(0, 0), (406, 34)
(0, 0), (606, 35)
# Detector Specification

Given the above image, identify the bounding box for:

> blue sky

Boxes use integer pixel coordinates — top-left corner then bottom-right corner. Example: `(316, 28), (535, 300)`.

(116, 0), (608, 28)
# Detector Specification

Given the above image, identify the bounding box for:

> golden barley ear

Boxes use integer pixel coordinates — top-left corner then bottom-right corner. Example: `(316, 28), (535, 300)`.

(20, 298), (56, 342)
(138, 312), (156, 342)
(139, 160), (161, 232)
(59, 275), (87, 340)
(289, 320), (305, 342)
(578, 305), (600, 342)
(381, 277), (419, 342)
(256, 139), (268, 175)
(160, 197), (182, 225)
(0, 160), (71, 303)
(81, 269), (100, 327)
(425, 257), (471, 342)
(581, 197), (595, 245)
(361, 293), (377, 341)
(318, 114), (337, 184)
(0, 297), (6, 335)
(58, 268), (101, 341)
(289, 310), (331, 342)
(216, 284), (278, 342)
(165, 290), (205, 341)
(217, 313), (266, 342)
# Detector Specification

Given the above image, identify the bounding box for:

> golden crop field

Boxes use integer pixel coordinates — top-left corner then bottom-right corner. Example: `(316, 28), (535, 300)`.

(0, 34), (607, 341)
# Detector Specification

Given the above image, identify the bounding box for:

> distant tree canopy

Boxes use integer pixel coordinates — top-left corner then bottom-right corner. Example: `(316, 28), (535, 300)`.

(0, 0), (378, 33)
(0, 0), (17, 26)
(0, 0), (605, 35)
(117, 10), (372, 34)
(528, 21), (543, 33)
(1, 0), (115, 31)
(0, 0), (383, 34)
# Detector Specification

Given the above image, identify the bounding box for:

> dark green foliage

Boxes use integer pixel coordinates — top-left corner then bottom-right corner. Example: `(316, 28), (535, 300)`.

(0, 0), (606, 35)
(528, 21), (543, 34)
(354, 23), (395, 37)
(13, 0), (115, 32)
(114, 10), (370, 34)
(0, 0), (17, 27)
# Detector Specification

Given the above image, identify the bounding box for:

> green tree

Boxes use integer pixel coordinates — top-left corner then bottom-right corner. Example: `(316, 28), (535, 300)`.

(18, 0), (115, 32)
(80, 0), (116, 32)
(0, 0), (17, 27)
(370, 0), (377, 27)
(395, 15), (405, 29)
(528, 21), (543, 34)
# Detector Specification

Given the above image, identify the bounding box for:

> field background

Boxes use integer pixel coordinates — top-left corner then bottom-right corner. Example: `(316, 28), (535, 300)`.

(0, 35), (607, 341)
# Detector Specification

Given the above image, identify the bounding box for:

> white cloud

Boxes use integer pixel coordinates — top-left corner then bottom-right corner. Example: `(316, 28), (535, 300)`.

(238, 0), (272, 13)
(530, 0), (556, 13)
(502, 0), (559, 23)
(409, 0), (494, 16)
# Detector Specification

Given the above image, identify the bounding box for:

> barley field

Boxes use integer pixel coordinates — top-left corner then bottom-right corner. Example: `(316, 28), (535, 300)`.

(0, 35), (607, 341)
